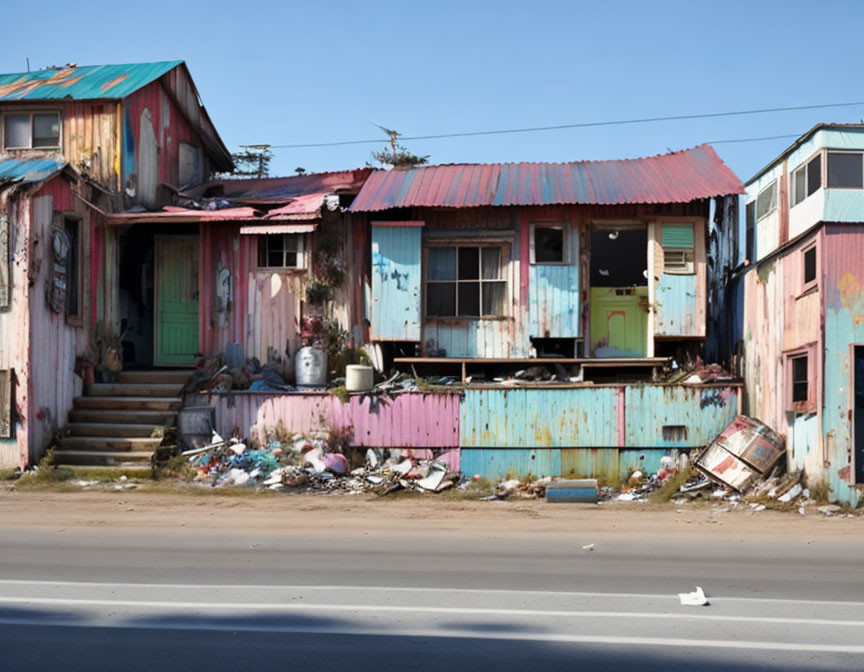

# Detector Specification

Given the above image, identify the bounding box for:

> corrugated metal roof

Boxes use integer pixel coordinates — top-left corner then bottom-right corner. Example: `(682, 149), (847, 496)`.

(0, 158), (65, 184)
(350, 145), (744, 211)
(209, 168), (373, 204)
(0, 61), (183, 101)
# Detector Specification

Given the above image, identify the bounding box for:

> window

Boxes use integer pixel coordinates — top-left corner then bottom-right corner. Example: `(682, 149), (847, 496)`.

(426, 245), (507, 317)
(787, 348), (816, 413)
(792, 154), (822, 206)
(532, 224), (565, 263)
(64, 217), (82, 321)
(257, 234), (304, 269)
(827, 152), (863, 188)
(3, 112), (60, 149)
(745, 200), (756, 261)
(661, 223), (695, 274)
(756, 181), (777, 220)
(803, 245), (817, 289)
(791, 354), (809, 403)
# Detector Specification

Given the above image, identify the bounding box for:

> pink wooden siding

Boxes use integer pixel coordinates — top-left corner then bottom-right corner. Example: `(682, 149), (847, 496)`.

(206, 391), (461, 452)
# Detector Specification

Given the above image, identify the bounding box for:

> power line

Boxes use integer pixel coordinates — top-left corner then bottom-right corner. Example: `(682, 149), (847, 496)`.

(264, 101), (864, 149)
(707, 133), (803, 145)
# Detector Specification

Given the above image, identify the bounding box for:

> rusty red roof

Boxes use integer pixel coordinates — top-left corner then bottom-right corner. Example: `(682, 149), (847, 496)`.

(209, 168), (372, 205)
(350, 145), (743, 211)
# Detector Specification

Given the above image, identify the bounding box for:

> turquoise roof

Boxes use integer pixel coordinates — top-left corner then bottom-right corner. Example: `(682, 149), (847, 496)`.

(0, 158), (65, 184)
(0, 61), (183, 102)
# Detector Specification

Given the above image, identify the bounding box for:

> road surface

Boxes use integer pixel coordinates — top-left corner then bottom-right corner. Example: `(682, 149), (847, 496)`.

(0, 490), (862, 670)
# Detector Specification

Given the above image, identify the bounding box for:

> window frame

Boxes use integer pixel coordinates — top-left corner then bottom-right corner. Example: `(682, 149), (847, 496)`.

(530, 222), (568, 265)
(424, 242), (511, 319)
(2, 110), (62, 150)
(785, 345), (817, 414)
(255, 233), (306, 271)
(63, 214), (84, 326)
(745, 200), (756, 262)
(826, 150), (864, 190)
(791, 152), (823, 207)
(755, 180), (778, 221)
(801, 242), (818, 294)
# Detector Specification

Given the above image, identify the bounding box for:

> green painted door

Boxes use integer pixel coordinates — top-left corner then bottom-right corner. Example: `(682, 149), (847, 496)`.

(155, 235), (199, 366)
(590, 287), (647, 357)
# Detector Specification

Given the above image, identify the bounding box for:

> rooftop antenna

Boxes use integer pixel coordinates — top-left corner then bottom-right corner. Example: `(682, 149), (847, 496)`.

(26, 57), (30, 72)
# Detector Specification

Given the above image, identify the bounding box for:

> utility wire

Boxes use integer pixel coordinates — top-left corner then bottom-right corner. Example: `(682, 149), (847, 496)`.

(264, 101), (864, 149)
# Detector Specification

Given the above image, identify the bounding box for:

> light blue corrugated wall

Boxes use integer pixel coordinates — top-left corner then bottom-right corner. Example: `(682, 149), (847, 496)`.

(655, 273), (698, 336)
(529, 231), (580, 337)
(623, 386), (739, 448)
(370, 226), (422, 341)
(459, 387), (619, 447)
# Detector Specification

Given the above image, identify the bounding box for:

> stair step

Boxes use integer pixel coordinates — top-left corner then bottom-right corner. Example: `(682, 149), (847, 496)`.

(53, 450), (154, 466)
(69, 409), (177, 425)
(88, 383), (183, 397)
(66, 423), (166, 438)
(58, 436), (164, 452)
(119, 370), (191, 385)
(73, 397), (182, 411)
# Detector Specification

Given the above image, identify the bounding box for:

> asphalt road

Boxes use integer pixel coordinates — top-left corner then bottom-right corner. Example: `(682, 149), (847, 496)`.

(1, 521), (863, 671)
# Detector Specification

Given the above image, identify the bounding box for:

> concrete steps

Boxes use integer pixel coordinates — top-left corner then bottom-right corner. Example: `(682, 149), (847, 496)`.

(53, 450), (155, 466)
(66, 423), (165, 438)
(54, 370), (189, 468)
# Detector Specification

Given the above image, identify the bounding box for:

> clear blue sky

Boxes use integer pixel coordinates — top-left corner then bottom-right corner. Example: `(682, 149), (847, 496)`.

(4, 0), (863, 181)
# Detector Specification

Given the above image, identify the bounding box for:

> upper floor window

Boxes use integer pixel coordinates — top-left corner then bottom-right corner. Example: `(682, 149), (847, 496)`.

(745, 200), (756, 262)
(756, 180), (777, 221)
(827, 151), (863, 189)
(3, 112), (60, 149)
(257, 234), (304, 269)
(792, 154), (822, 206)
(532, 224), (566, 264)
(426, 245), (507, 318)
(802, 244), (817, 291)
(661, 223), (695, 274)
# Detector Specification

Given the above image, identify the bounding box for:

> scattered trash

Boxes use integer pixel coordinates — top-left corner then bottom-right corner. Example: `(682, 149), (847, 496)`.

(678, 587), (709, 607)
(695, 416), (785, 492)
(582, 544), (595, 551)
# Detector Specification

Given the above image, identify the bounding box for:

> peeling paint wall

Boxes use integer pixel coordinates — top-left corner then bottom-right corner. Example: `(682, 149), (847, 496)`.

(822, 223), (864, 504)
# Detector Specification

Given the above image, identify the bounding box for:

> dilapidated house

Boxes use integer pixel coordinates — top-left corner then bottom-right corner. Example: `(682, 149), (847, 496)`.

(732, 124), (864, 505)
(0, 61), (232, 468)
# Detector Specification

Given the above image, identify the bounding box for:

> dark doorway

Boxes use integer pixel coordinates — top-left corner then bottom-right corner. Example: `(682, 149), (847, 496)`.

(854, 346), (864, 484)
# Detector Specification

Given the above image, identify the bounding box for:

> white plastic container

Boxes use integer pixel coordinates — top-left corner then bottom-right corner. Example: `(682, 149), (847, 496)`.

(345, 364), (374, 392)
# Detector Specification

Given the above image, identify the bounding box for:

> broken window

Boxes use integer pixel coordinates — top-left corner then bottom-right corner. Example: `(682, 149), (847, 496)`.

(426, 245), (507, 317)
(257, 234), (303, 269)
(791, 354), (809, 404)
(827, 152), (864, 188)
(533, 224), (565, 263)
(64, 216), (82, 322)
(792, 154), (822, 206)
(3, 112), (60, 149)
(661, 223), (695, 274)
(803, 245), (817, 288)
(756, 181), (777, 220)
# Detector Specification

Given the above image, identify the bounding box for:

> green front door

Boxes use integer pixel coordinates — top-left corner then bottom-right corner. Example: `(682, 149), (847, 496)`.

(589, 287), (648, 357)
(155, 235), (199, 366)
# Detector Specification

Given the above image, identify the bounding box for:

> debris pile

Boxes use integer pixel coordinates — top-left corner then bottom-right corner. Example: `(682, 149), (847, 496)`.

(183, 432), (462, 495)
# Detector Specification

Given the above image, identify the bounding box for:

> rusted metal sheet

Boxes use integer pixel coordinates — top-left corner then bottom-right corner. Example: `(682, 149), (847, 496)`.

(696, 415), (784, 491)
(0, 62), (181, 101)
(697, 443), (757, 491)
(0, 159), (65, 184)
(461, 448), (560, 481)
(350, 146), (744, 212)
(211, 169), (372, 204)
(207, 391), (461, 449)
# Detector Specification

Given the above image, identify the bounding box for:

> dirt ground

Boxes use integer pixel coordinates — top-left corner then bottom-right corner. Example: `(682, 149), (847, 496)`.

(0, 486), (860, 538)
